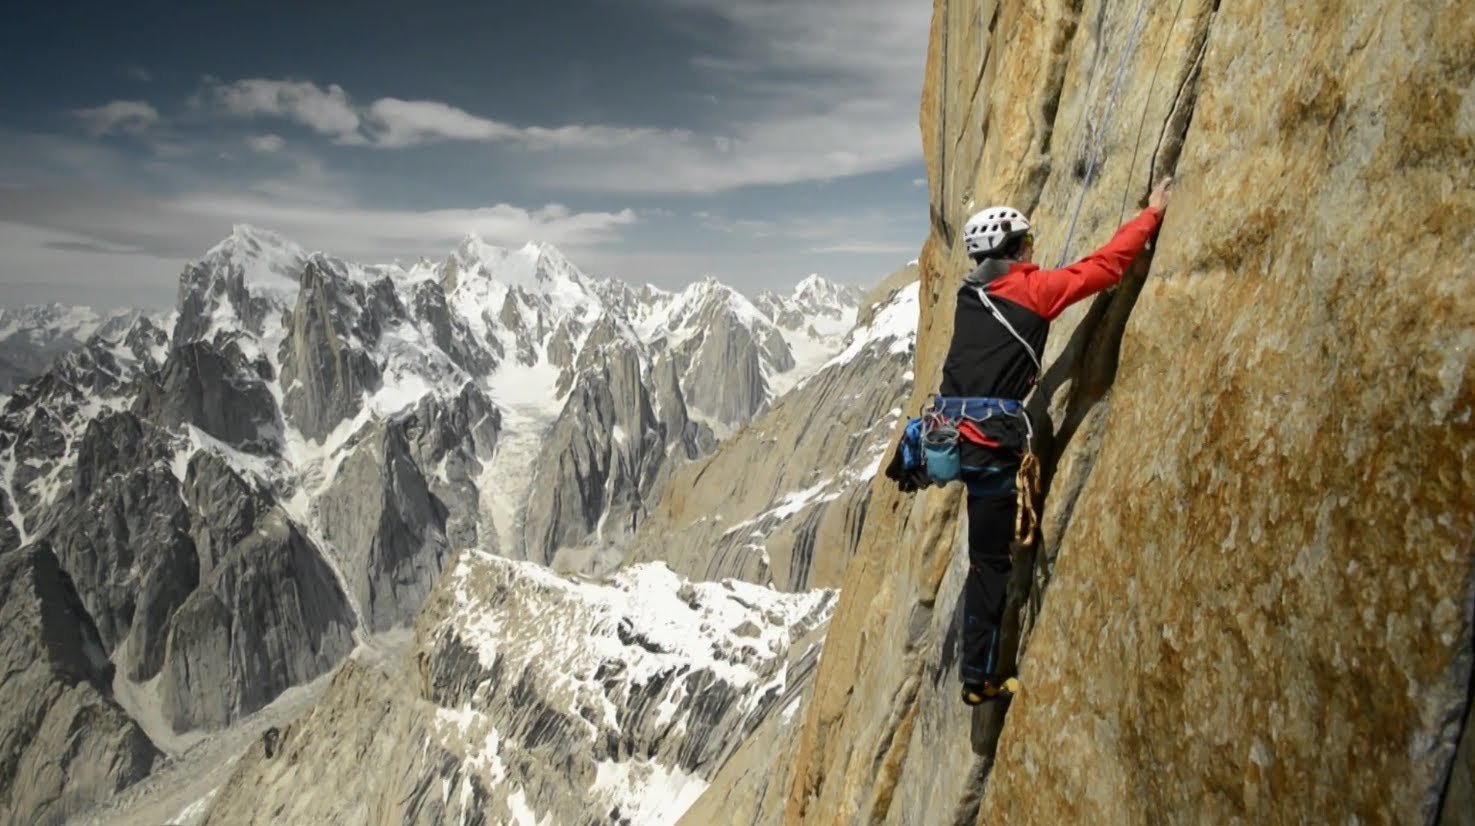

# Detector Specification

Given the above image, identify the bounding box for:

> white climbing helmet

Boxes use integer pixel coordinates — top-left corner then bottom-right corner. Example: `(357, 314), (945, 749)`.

(963, 206), (1031, 256)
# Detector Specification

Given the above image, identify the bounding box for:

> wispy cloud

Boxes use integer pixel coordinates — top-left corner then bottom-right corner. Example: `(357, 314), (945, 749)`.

(204, 78), (682, 150)
(245, 133), (286, 152)
(538, 101), (919, 193)
(694, 206), (922, 258)
(123, 65), (153, 83)
(698, 214), (778, 237)
(195, 1), (929, 195)
(0, 184), (638, 269)
(73, 100), (159, 136)
(810, 241), (918, 255)
(537, 0), (929, 193)
(365, 97), (513, 146)
(0, 222), (183, 307)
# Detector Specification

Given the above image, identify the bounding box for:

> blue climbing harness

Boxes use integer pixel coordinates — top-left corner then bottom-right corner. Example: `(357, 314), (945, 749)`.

(891, 396), (1033, 495)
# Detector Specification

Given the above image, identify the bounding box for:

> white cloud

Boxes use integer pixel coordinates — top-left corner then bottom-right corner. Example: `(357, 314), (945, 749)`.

(0, 184), (638, 275)
(0, 222), (182, 307)
(519, 124), (679, 150)
(0, 186), (638, 305)
(810, 241), (919, 255)
(206, 78), (684, 151)
(366, 98), (514, 147)
(246, 134), (286, 152)
(699, 214), (778, 237)
(196, 0), (930, 195)
(211, 79), (364, 143)
(695, 206), (922, 258)
(535, 0), (930, 193)
(362, 97), (679, 149)
(73, 100), (159, 136)
(172, 196), (638, 258)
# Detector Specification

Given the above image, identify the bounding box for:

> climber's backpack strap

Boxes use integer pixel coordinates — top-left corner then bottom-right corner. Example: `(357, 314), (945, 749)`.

(975, 287), (1042, 374)
(964, 259), (1043, 376)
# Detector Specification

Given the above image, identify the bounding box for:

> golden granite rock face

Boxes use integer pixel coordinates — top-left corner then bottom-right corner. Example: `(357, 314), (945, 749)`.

(687, 1), (1475, 824)
(983, 2), (1475, 823)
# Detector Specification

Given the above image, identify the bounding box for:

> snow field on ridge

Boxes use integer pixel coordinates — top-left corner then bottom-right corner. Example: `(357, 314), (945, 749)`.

(435, 550), (836, 826)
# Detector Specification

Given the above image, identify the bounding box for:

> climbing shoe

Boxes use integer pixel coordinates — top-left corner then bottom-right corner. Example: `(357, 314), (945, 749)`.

(961, 678), (1020, 706)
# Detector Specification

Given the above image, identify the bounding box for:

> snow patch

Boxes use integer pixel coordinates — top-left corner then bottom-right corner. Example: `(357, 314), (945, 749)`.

(183, 426), (278, 488)
(506, 789), (548, 826)
(721, 479), (841, 540)
(168, 787), (219, 826)
(446, 553), (830, 695)
(592, 758), (708, 826)
(821, 282), (919, 372)
(780, 695), (804, 724)
(432, 705), (511, 786)
(1, 440), (22, 541)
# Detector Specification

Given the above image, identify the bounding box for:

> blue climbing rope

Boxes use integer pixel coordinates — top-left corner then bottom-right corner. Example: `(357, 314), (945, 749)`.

(1119, 0), (1192, 224)
(1054, 0), (1153, 268)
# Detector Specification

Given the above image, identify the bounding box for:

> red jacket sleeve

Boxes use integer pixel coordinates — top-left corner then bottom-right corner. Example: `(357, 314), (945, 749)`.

(995, 207), (1163, 321)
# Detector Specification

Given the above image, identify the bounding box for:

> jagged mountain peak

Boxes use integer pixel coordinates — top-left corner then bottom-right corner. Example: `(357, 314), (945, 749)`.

(209, 224), (306, 265)
(0, 212), (904, 825)
(191, 224), (309, 310)
(0, 304), (163, 394)
(1, 301), (92, 318)
(753, 274), (860, 321)
(791, 273), (860, 309)
(0, 304), (104, 340)
(0, 303), (144, 334)
(450, 236), (589, 290)
(665, 277), (774, 333)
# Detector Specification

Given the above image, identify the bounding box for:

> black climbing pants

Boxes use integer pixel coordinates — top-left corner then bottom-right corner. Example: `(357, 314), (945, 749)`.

(961, 490), (1018, 684)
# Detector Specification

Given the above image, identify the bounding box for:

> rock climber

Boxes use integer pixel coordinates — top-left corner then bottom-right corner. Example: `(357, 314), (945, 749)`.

(946, 177), (1173, 705)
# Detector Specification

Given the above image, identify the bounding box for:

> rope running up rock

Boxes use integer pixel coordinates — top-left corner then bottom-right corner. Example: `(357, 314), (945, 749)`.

(1054, 0), (1152, 268)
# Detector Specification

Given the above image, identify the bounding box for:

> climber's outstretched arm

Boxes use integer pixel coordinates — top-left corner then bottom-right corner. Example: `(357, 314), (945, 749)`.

(1006, 177), (1174, 321)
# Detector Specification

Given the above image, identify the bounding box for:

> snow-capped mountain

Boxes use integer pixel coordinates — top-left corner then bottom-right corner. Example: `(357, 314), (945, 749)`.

(755, 274), (865, 398)
(625, 278), (919, 592)
(195, 553), (835, 826)
(170, 272), (914, 826)
(758, 273), (865, 329)
(634, 276), (794, 432)
(1, 312), (171, 543)
(0, 225), (889, 826)
(0, 304), (169, 395)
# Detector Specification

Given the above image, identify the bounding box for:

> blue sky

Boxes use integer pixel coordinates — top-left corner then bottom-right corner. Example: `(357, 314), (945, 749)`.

(0, 0), (932, 307)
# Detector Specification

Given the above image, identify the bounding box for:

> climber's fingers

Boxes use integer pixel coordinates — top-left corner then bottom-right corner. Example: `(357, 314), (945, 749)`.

(1149, 176), (1174, 211)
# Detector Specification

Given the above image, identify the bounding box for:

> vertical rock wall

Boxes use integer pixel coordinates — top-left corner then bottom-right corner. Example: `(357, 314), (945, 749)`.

(689, 1), (1475, 824)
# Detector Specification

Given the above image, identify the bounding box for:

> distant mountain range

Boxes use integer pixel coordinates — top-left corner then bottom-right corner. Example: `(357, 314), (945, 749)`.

(0, 224), (915, 826)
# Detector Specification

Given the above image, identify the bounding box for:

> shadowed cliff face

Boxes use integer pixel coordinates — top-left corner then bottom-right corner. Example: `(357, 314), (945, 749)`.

(682, 1), (1475, 824)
